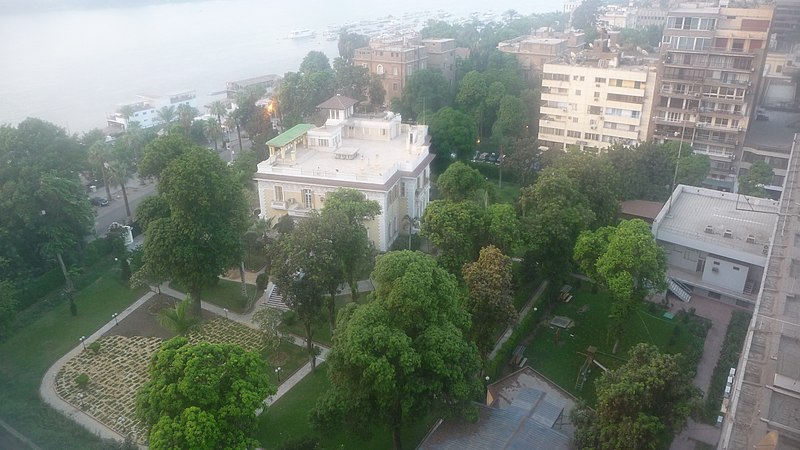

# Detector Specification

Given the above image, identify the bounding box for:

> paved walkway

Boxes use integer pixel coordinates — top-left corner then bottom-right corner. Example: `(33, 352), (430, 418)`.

(488, 280), (548, 360)
(668, 294), (744, 450)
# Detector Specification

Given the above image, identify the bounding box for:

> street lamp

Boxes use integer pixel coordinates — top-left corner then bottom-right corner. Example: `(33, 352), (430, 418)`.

(275, 366), (282, 383)
(223, 308), (229, 319)
(79, 335), (86, 350)
(112, 312), (119, 325)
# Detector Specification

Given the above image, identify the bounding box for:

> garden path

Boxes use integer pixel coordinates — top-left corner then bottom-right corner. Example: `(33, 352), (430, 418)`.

(487, 280), (548, 360)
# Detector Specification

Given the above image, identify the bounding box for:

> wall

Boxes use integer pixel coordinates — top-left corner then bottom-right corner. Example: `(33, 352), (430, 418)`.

(702, 255), (749, 293)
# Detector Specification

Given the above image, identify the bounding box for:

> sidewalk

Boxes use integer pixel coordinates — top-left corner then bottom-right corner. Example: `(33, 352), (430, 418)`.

(40, 281), (335, 448)
(488, 280), (548, 360)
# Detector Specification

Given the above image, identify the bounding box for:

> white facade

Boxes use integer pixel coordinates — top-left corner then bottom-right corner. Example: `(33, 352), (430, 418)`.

(652, 185), (779, 307)
(254, 96), (433, 252)
(106, 90), (197, 130)
(539, 59), (657, 152)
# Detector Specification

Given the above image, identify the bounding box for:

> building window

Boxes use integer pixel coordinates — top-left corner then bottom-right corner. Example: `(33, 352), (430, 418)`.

(377, 64), (385, 75)
(393, 82), (398, 91)
(400, 182), (406, 198)
(394, 67), (399, 76)
(274, 185), (284, 202)
(302, 188), (313, 209)
(575, 90), (582, 95)
(567, 130), (581, 138)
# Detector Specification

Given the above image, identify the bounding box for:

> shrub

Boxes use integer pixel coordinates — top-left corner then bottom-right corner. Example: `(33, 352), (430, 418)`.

(15, 268), (64, 310)
(88, 341), (101, 354)
(276, 436), (320, 450)
(256, 272), (269, 292)
(281, 310), (298, 326)
(702, 311), (751, 422)
(75, 373), (89, 389)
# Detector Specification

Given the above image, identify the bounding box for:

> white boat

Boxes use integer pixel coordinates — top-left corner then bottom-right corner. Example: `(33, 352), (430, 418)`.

(288, 29), (315, 39)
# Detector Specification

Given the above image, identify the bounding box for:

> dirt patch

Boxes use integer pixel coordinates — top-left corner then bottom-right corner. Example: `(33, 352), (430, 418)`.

(103, 294), (218, 340)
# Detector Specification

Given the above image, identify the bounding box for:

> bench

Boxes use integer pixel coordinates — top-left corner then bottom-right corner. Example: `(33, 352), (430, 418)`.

(518, 357), (528, 368)
(511, 345), (527, 365)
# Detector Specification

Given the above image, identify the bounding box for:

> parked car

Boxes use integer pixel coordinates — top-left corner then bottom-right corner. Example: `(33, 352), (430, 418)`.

(90, 196), (109, 207)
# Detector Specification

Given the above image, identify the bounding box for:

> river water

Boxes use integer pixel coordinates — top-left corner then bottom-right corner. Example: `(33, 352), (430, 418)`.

(0, 0), (561, 132)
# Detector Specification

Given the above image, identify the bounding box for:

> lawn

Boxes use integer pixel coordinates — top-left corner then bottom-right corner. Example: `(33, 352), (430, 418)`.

(0, 267), (147, 449)
(170, 278), (257, 314)
(523, 284), (707, 405)
(255, 365), (436, 449)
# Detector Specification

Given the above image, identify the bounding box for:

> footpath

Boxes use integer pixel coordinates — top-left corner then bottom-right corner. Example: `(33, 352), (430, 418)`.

(488, 280), (548, 361)
(39, 278), (379, 447)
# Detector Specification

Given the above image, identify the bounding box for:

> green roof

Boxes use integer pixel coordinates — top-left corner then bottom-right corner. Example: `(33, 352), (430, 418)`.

(267, 123), (315, 148)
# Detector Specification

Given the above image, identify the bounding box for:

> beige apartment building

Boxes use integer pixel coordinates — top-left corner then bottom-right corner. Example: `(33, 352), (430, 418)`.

(254, 95), (433, 252)
(497, 31), (586, 80)
(421, 38), (457, 87)
(652, 4), (773, 191)
(538, 51), (657, 153)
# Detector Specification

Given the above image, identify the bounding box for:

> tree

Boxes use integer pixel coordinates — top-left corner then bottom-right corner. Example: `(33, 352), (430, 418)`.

(156, 297), (200, 335)
(676, 153), (711, 187)
(456, 71), (488, 130)
(571, 0), (603, 31)
(486, 203), (521, 254)
(208, 100), (227, 127)
(0, 272), (17, 338)
(321, 188), (381, 301)
(106, 159), (133, 220)
(88, 141), (113, 202)
(300, 51), (331, 74)
(139, 134), (194, 179)
(421, 200), (485, 275)
(739, 161), (774, 198)
(156, 105), (177, 131)
(333, 57), (371, 101)
(392, 69), (452, 120)
(143, 147), (248, 317)
(269, 216), (328, 370)
(203, 118), (223, 151)
(572, 343), (701, 449)
(491, 95), (525, 139)
(501, 137), (541, 186)
(428, 107), (478, 162)
(136, 337), (274, 450)
(310, 251), (481, 450)
(252, 308), (285, 352)
(176, 103), (198, 137)
(519, 171), (594, 282)
(552, 152), (620, 228)
(573, 219), (666, 351)
(436, 161), (487, 202)
(463, 246), (517, 359)
(338, 32), (370, 62)
(368, 74), (386, 110)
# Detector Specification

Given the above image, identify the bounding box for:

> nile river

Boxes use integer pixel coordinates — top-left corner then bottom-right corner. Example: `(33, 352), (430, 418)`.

(0, 0), (561, 132)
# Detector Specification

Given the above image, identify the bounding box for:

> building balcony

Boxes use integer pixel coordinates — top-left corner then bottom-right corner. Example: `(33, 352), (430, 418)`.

(704, 77), (751, 87)
(271, 201), (287, 210)
(541, 79), (569, 88)
(659, 88), (703, 99)
(708, 46), (757, 56)
(540, 105), (568, 116)
(666, 266), (758, 305)
(541, 92), (568, 102)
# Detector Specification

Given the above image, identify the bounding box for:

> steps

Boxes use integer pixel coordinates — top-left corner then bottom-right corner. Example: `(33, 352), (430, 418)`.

(668, 279), (692, 303)
(263, 282), (290, 311)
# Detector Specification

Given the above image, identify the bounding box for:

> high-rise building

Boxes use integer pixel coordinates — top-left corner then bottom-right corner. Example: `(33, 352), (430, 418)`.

(353, 43), (427, 103)
(652, 4), (773, 192)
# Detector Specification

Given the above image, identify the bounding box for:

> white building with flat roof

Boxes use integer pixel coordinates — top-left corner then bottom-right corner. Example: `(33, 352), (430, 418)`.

(106, 90), (197, 130)
(254, 95), (433, 252)
(652, 185), (779, 307)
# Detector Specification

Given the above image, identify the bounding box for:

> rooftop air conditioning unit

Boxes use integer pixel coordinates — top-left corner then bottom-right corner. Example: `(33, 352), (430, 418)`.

(705, 225), (714, 234)
(723, 229), (733, 238)
(746, 235), (756, 244)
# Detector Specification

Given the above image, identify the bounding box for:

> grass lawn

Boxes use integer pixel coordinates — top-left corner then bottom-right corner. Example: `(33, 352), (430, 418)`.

(523, 284), (706, 405)
(0, 264), (147, 449)
(170, 278), (257, 314)
(263, 340), (309, 386)
(255, 365), (436, 449)
(279, 293), (366, 346)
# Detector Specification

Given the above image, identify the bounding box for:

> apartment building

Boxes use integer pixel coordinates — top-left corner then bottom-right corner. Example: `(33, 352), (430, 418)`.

(497, 30), (586, 80)
(354, 43), (428, 102)
(420, 38), (457, 87)
(538, 49), (656, 153)
(106, 90), (197, 130)
(720, 134), (800, 450)
(652, 4), (773, 191)
(652, 185), (778, 308)
(254, 95), (433, 252)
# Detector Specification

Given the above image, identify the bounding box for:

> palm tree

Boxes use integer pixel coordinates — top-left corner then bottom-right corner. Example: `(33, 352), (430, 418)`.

(118, 104), (135, 129)
(88, 142), (112, 202)
(177, 103), (197, 137)
(157, 297), (200, 335)
(118, 122), (144, 168)
(203, 118), (223, 151)
(106, 160), (132, 220)
(157, 105), (177, 132)
(209, 100), (227, 126)
(226, 110), (244, 150)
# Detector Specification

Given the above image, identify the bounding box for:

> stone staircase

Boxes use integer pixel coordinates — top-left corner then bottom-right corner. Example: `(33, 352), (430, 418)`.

(667, 278), (692, 303)
(263, 282), (290, 311)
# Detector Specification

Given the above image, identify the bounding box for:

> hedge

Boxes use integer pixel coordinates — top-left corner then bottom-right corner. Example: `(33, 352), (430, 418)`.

(702, 310), (752, 422)
(486, 287), (546, 379)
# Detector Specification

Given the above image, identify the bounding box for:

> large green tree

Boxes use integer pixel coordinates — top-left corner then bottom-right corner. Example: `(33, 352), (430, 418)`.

(463, 245), (517, 359)
(519, 170), (594, 282)
(141, 147), (248, 317)
(310, 251), (481, 450)
(421, 200), (485, 275)
(338, 32), (370, 62)
(136, 337), (274, 450)
(574, 219), (666, 351)
(435, 161), (487, 203)
(552, 152), (620, 228)
(139, 134), (194, 179)
(428, 107), (478, 162)
(392, 69), (452, 121)
(572, 343), (700, 449)
(739, 161), (775, 198)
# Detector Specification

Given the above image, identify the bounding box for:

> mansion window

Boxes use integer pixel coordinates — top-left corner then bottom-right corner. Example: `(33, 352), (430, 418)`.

(274, 185), (284, 202)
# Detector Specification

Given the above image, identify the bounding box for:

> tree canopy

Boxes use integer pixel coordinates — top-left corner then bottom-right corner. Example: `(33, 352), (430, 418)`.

(141, 147), (248, 316)
(435, 161), (487, 203)
(136, 337), (274, 450)
(310, 251), (481, 450)
(739, 161), (774, 198)
(572, 343), (700, 449)
(428, 107), (478, 162)
(392, 69), (452, 121)
(421, 200), (486, 274)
